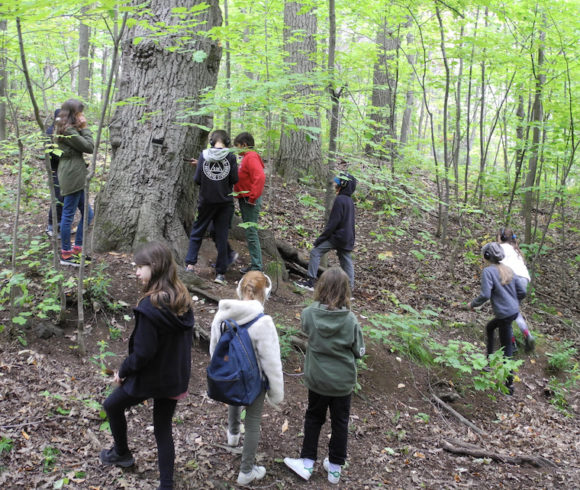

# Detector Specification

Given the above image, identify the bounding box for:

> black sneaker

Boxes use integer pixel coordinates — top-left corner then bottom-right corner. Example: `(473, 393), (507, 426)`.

(214, 274), (226, 285)
(99, 447), (135, 468)
(240, 266), (251, 274)
(505, 383), (514, 396)
(524, 334), (536, 353)
(296, 278), (314, 291)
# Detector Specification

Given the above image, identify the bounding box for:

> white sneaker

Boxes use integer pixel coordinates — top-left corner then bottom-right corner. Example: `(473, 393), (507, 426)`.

(323, 457), (341, 484)
(227, 429), (240, 447)
(284, 457), (314, 481)
(237, 465), (266, 485)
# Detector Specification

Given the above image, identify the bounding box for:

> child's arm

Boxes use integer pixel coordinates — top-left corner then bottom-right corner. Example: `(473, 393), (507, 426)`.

(351, 319), (365, 359)
(245, 155), (265, 203)
(515, 276), (527, 301)
(193, 152), (204, 185)
(314, 199), (343, 246)
(470, 268), (492, 309)
(63, 127), (94, 154)
(118, 314), (159, 379)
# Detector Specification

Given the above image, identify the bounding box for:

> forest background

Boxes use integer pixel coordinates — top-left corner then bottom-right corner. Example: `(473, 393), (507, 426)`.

(0, 0), (579, 488)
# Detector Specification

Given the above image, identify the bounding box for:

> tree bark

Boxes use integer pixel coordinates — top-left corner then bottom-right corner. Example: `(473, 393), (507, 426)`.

(366, 16), (399, 170)
(275, 1), (322, 182)
(78, 7), (90, 100)
(524, 26), (545, 244)
(0, 16), (7, 141)
(93, 0), (222, 259)
(399, 29), (415, 147)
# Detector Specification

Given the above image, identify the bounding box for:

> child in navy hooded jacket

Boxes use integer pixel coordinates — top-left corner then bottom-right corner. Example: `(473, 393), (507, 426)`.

(298, 173), (357, 290)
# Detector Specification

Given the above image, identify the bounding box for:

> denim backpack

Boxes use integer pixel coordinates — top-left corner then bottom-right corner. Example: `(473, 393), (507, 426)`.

(207, 313), (267, 406)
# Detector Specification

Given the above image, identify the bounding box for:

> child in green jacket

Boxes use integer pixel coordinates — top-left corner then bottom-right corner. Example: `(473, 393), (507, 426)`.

(285, 267), (365, 485)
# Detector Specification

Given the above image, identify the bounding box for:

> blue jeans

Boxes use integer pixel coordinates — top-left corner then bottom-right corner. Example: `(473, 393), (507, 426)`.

(61, 190), (93, 252)
(308, 240), (354, 289)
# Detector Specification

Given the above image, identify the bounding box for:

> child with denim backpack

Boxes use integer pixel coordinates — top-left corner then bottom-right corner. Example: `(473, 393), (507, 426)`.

(285, 267), (365, 484)
(209, 271), (284, 485)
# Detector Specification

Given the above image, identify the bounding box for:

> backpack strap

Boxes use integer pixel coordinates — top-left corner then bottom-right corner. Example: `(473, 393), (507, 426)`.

(220, 312), (264, 335)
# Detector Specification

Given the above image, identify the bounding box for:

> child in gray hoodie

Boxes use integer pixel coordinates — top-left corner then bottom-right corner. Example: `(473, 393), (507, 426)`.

(471, 242), (526, 394)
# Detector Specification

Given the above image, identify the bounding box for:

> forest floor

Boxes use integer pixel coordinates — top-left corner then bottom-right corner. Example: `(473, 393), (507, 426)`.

(0, 171), (579, 489)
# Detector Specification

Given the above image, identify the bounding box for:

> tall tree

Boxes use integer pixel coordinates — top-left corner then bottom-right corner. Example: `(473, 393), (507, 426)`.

(93, 0), (223, 257)
(366, 16), (399, 170)
(275, 1), (322, 181)
(0, 14), (6, 140)
(77, 6), (90, 99)
(523, 24), (545, 244)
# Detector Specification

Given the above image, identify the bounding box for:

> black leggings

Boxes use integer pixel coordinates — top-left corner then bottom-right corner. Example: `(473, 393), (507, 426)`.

(103, 387), (177, 489)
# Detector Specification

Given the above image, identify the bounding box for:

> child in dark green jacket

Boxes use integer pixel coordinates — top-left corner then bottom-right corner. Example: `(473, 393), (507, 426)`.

(285, 267), (365, 485)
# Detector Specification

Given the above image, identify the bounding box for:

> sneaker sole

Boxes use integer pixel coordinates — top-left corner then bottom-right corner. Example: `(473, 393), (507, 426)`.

(295, 283), (314, 292)
(60, 259), (81, 267)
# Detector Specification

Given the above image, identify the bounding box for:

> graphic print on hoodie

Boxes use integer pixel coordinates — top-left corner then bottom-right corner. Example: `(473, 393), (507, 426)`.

(194, 148), (238, 205)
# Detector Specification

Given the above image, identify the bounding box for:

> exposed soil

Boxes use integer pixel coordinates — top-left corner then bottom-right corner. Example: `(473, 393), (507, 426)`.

(0, 172), (579, 489)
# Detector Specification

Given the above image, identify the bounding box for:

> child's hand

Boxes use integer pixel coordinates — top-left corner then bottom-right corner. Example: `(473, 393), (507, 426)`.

(77, 113), (87, 129)
(113, 371), (123, 385)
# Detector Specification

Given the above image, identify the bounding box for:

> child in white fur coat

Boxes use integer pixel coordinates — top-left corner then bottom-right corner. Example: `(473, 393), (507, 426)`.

(209, 271), (284, 485)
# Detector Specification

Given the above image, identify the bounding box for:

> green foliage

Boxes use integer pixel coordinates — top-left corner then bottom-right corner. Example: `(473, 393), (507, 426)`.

(42, 445), (59, 472)
(366, 305), (438, 365)
(546, 340), (577, 374)
(83, 264), (122, 312)
(90, 340), (117, 374)
(0, 437), (13, 455)
(276, 322), (300, 360)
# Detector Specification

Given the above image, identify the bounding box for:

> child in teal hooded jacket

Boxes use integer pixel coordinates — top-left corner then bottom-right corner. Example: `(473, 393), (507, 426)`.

(285, 267), (365, 485)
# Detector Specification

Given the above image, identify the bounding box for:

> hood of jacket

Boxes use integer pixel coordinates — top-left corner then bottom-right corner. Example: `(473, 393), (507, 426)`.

(338, 174), (357, 197)
(213, 299), (264, 326)
(135, 296), (194, 334)
(305, 302), (353, 336)
(203, 147), (231, 163)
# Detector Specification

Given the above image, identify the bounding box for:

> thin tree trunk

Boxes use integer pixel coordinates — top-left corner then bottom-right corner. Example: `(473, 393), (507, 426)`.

(224, 0), (231, 136)
(524, 26), (545, 244)
(399, 29), (415, 148)
(0, 15), (7, 140)
(78, 6), (90, 99)
(452, 25), (463, 201)
(15, 17), (66, 322)
(435, 6), (450, 242)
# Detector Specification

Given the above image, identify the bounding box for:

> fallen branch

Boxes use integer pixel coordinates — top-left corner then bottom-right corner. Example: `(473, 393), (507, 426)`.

(441, 439), (558, 468)
(431, 394), (487, 436)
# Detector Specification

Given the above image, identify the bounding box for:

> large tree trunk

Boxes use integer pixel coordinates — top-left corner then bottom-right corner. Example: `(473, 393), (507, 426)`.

(275, 1), (322, 182)
(93, 0), (222, 259)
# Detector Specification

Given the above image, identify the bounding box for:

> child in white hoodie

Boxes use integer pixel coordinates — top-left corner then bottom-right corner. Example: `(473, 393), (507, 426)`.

(209, 271), (284, 485)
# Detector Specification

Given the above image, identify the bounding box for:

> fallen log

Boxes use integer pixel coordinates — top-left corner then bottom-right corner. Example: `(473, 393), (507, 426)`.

(441, 439), (557, 468)
(431, 394), (486, 436)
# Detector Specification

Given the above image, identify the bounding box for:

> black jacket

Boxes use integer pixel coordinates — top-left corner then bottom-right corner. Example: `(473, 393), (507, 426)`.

(119, 296), (194, 399)
(194, 148), (238, 205)
(314, 176), (357, 251)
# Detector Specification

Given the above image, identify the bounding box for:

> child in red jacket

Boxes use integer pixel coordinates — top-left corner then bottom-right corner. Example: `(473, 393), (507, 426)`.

(233, 132), (266, 272)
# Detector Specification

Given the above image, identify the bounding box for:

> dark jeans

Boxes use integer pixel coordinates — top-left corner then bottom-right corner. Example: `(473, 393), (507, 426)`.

(47, 167), (63, 228)
(300, 390), (351, 465)
(486, 313), (517, 386)
(61, 190), (93, 251)
(308, 240), (354, 289)
(486, 313), (517, 358)
(103, 387), (177, 489)
(185, 202), (234, 274)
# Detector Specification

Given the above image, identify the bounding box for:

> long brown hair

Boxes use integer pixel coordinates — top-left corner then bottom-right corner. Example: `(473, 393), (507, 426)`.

(495, 263), (514, 286)
(55, 99), (85, 135)
(134, 242), (191, 316)
(314, 267), (351, 310)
